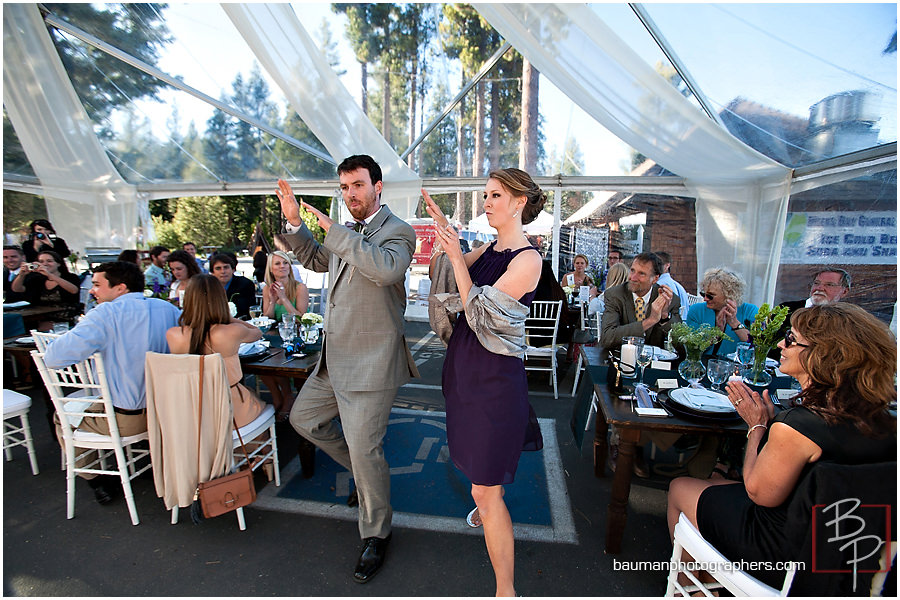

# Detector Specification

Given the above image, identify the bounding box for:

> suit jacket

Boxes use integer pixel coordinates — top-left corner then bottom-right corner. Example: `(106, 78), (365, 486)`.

(600, 282), (682, 351)
(284, 205), (419, 392)
(3, 267), (25, 302)
(224, 275), (256, 319)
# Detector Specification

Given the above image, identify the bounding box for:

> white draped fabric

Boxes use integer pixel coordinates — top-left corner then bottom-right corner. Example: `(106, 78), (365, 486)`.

(475, 3), (793, 303)
(3, 3), (146, 254)
(222, 3), (422, 223)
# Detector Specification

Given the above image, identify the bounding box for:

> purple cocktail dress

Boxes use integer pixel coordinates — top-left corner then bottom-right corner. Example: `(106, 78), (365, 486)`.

(443, 242), (544, 486)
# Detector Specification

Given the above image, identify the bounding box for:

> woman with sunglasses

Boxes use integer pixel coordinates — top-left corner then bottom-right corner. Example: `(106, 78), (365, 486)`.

(686, 266), (757, 356)
(666, 303), (896, 589)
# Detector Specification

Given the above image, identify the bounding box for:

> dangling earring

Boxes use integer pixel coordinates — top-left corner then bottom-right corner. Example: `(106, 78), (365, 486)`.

(513, 210), (519, 218)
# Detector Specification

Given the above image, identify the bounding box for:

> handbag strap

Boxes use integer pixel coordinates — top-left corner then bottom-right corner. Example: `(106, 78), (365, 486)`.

(195, 354), (253, 474)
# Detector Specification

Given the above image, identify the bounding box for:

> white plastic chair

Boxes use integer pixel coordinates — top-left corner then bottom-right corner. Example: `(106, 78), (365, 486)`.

(31, 350), (151, 526)
(31, 330), (60, 352)
(145, 352), (280, 531)
(686, 293), (704, 306)
(571, 301), (602, 396)
(3, 389), (39, 475)
(665, 513), (796, 597)
(524, 300), (563, 399)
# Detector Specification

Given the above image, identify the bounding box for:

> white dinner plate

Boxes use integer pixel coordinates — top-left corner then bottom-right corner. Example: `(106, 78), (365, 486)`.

(669, 387), (736, 414)
(15, 336), (35, 344)
(726, 352), (779, 368)
(3, 301), (30, 309)
(644, 345), (678, 361)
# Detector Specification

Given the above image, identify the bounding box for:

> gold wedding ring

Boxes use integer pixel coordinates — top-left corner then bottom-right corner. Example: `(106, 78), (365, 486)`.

(734, 398), (743, 406)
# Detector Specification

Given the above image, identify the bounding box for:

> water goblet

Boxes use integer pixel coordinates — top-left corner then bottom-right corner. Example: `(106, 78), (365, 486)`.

(706, 359), (731, 392)
(736, 342), (754, 373)
(278, 321), (295, 345)
(636, 344), (653, 385)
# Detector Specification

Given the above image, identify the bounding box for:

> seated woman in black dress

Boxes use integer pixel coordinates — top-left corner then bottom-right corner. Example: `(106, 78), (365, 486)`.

(10, 249), (81, 328)
(667, 303), (896, 587)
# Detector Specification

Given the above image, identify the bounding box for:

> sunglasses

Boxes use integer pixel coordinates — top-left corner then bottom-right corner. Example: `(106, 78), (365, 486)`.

(784, 330), (809, 348)
(700, 292), (716, 301)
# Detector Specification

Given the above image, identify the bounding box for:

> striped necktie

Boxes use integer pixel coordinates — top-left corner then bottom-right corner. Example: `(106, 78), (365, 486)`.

(634, 296), (646, 321)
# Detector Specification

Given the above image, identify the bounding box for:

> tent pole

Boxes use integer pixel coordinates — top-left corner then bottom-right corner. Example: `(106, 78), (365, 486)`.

(629, 4), (726, 129)
(41, 10), (335, 165)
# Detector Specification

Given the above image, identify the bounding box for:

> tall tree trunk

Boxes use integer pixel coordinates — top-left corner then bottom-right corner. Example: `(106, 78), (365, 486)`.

(360, 61), (368, 116)
(381, 68), (391, 145)
(519, 58), (540, 173)
(407, 59), (418, 170)
(454, 73), (466, 224)
(488, 78), (500, 172)
(471, 80), (485, 219)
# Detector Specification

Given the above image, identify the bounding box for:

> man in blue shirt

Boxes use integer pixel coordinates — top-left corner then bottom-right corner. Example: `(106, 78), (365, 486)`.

(654, 251), (690, 320)
(143, 245), (171, 289)
(45, 261), (181, 504)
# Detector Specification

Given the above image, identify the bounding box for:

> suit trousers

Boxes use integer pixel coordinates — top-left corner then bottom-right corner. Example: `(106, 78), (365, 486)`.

(289, 369), (396, 539)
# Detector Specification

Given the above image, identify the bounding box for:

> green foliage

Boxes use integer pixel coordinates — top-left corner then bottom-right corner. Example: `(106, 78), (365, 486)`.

(3, 190), (47, 235)
(670, 322), (731, 354)
(151, 196), (233, 250)
(45, 4), (171, 126)
(749, 303), (790, 351)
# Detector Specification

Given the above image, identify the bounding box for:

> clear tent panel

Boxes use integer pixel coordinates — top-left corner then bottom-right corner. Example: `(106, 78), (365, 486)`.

(775, 168), (897, 324)
(640, 3), (897, 168)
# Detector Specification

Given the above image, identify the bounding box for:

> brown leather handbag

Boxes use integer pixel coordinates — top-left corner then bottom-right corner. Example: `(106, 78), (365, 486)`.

(191, 355), (256, 521)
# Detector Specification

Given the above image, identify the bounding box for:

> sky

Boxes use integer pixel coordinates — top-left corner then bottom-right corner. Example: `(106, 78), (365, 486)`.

(125, 2), (897, 179)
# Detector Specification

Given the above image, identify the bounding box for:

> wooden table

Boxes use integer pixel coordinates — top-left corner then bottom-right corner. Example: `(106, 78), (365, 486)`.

(4, 305), (69, 328)
(3, 336), (55, 434)
(580, 345), (790, 553)
(239, 335), (319, 384)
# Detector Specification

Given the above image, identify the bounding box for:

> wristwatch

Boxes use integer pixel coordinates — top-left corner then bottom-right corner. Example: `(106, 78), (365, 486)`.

(732, 324), (747, 331)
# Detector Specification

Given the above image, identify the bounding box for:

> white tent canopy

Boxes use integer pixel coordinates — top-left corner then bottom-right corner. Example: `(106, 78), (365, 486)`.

(3, 3), (895, 306)
(468, 210), (554, 236)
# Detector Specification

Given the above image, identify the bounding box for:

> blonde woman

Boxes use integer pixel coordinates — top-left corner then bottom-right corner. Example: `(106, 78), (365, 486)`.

(260, 250), (310, 421)
(262, 250), (309, 321)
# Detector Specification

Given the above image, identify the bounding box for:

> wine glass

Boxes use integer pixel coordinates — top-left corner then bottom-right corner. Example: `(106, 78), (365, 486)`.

(706, 359), (730, 392)
(736, 342), (754, 373)
(636, 344), (653, 385)
(249, 305), (262, 319)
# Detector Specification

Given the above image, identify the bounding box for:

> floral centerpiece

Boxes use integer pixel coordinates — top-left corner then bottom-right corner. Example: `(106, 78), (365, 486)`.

(745, 303), (789, 386)
(670, 322), (730, 383)
(562, 285), (575, 303)
(228, 301), (237, 318)
(299, 312), (323, 343)
(144, 281), (170, 300)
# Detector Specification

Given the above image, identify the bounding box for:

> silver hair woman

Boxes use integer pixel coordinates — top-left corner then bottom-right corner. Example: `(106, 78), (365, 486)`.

(685, 267), (757, 355)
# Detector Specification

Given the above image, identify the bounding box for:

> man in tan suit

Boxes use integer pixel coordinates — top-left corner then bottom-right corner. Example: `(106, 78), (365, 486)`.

(276, 155), (417, 584)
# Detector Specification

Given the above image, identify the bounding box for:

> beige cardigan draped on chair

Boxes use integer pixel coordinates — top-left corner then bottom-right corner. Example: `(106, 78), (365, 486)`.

(145, 352), (233, 510)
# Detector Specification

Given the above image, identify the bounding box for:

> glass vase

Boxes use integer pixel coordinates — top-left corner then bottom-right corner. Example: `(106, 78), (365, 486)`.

(743, 344), (773, 386)
(677, 346), (706, 385)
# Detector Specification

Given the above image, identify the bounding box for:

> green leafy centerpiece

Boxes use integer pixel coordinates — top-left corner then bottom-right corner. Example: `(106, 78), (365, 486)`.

(745, 303), (789, 386)
(670, 322), (730, 384)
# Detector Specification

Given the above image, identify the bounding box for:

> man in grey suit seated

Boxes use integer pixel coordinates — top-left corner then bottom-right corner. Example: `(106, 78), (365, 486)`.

(275, 155), (418, 584)
(600, 251), (681, 478)
(600, 251), (681, 351)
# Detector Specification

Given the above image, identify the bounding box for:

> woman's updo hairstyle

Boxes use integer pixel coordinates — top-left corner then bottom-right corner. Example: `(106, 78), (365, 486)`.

(488, 168), (547, 225)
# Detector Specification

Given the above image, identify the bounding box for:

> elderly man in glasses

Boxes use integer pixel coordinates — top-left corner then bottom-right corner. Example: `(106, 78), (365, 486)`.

(772, 267), (851, 355)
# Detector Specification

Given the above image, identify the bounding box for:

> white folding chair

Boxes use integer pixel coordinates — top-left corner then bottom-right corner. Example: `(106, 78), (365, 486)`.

(31, 330), (61, 352)
(524, 300), (563, 399)
(686, 293), (704, 306)
(3, 389), (39, 475)
(31, 350), (151, 526)
(145, 352), (280, 531)
(571, 301), (602, 396)
(665, 513), (796, 597)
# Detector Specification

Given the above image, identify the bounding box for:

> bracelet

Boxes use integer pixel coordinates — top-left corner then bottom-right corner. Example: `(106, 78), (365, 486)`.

(746, 424), (767, 438)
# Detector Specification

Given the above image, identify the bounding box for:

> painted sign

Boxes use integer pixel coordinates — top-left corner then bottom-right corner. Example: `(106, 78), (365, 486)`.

(780, 211), (897, 264)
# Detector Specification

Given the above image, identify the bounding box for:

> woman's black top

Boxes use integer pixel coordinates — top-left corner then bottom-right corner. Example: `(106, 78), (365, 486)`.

(23, 236), (71, 262)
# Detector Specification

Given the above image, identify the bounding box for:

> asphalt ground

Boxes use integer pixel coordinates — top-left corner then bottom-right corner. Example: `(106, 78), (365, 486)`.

(3, 319), (678, 597)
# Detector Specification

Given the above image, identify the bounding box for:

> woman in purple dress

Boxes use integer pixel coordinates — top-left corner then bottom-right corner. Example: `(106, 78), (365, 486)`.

(424, 168), (545, 597)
